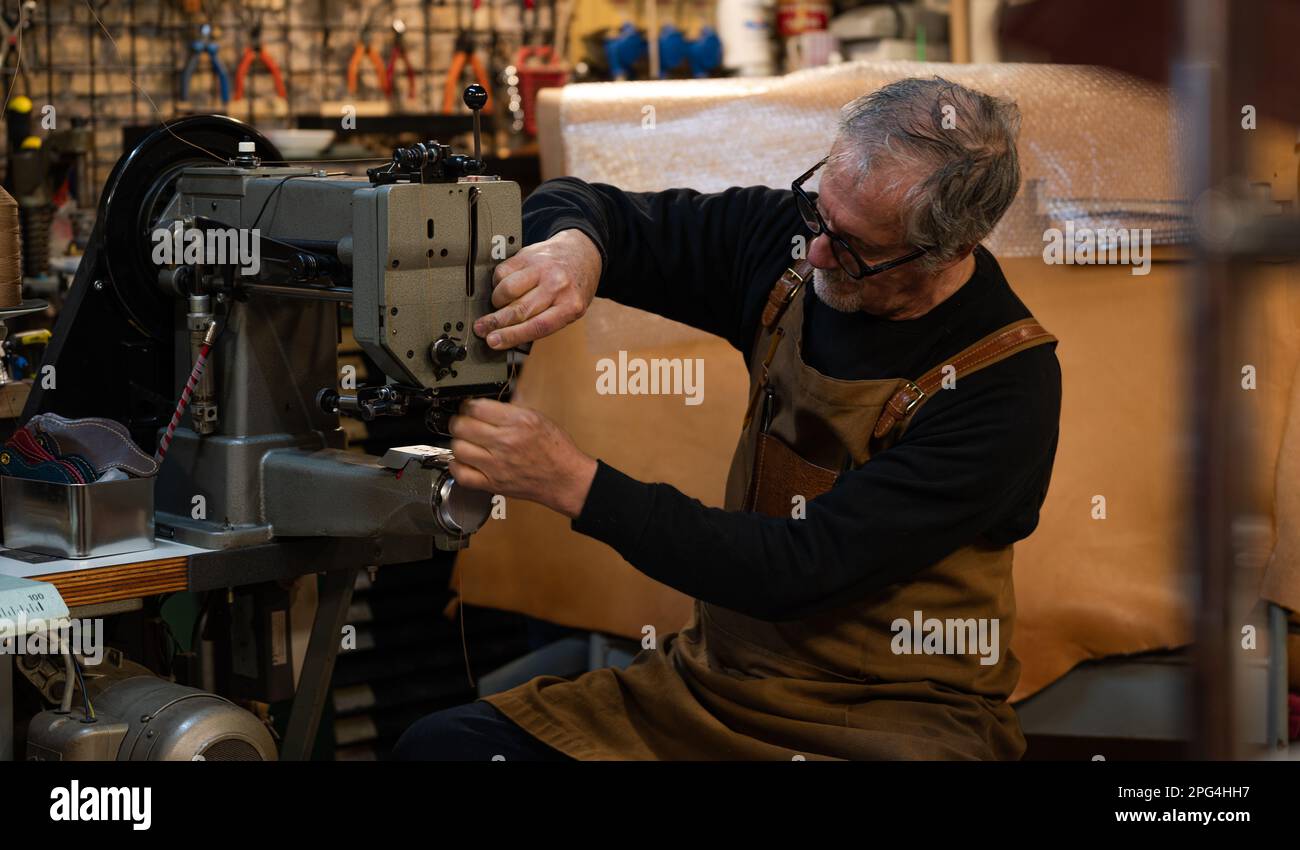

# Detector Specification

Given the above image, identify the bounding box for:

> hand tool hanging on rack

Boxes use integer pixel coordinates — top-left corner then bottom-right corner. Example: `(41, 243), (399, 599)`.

(443, 0), (491, 113)
(657, 23), (687, 77)
(685, 27), (721, 76)
(421, 0), (434, 107)
(685, 0), (721, 77)
(654, 0), (692, 77)
(508, 0), (565, 136)
(0, 0), (36, 99)
(346, 2), (390, 97)
(604, 21), (646, 81)
(602, 0), (647, 81)
(180, 21), (231, 105)
(234, 6), (287, 100)
(384, 16), (416, 102)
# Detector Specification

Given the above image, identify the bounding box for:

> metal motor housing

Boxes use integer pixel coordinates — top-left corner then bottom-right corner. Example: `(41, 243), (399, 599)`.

(26, 675), (276, 761)
(94, 676), (276, 760)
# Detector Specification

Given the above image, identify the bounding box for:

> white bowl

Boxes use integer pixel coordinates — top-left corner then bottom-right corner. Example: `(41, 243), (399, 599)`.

(262, 129), (336, 160)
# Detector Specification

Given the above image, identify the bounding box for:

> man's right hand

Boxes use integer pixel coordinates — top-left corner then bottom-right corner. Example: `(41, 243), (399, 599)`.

(473, 228), (603, 350)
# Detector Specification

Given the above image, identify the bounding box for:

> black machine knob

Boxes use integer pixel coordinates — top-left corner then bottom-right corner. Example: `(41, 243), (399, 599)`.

(316, 388), (340, 414)
(430, 336), (468, 368)
(463, 84), (488, 111)
(463, 85), (487, 163)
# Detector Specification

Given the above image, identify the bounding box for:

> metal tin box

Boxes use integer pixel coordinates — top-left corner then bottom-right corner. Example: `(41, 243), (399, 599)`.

(1, 475), (155, 559)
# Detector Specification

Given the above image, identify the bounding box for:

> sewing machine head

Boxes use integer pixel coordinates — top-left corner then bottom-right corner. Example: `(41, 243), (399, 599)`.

(154, 87), (517, 435)
(26, 87), (516, 552)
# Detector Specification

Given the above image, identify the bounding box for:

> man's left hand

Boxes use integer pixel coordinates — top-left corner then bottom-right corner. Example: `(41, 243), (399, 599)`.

(447, 398), (598, 519)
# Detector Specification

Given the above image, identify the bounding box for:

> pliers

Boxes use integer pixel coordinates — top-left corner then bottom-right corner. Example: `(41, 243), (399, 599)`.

(385, 17), (416, 100)
(347, 7), (390, 97)
(442, 0), (490, 113)
(180, 23), (231, 105)
(234, 10), (287, 100)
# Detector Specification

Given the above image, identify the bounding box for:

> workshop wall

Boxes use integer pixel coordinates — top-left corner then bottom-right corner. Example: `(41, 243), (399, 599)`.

(1, 0), (578, 200)
(0, 0), (749, 204)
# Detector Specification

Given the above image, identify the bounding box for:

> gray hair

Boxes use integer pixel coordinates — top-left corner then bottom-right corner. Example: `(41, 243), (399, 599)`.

(828, 76), (1022, 268)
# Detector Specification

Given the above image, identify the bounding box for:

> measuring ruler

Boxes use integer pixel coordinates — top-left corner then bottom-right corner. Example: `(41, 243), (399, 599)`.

(0, 575), (70, 633)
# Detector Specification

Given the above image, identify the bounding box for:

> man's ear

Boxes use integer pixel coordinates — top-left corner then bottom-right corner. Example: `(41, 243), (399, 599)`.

(938, 244), (977, 269)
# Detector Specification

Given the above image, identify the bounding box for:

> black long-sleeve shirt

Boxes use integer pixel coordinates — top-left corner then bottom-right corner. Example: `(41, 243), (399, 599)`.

(521, 177), (1062, 622)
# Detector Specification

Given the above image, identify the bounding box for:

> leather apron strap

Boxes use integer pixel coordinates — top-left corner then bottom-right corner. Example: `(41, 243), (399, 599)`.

(761, 260), (814, 330)
(744, 262), (1058, 442)
(742, 260), (814, 429)
(871, 317), (1058, 440)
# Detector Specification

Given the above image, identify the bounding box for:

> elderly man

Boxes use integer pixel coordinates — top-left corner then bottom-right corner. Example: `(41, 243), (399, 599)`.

(394, 76), (1061, 761)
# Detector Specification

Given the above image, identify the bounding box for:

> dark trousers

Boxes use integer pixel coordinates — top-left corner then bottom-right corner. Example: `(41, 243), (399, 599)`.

(392, 699), (573, 761)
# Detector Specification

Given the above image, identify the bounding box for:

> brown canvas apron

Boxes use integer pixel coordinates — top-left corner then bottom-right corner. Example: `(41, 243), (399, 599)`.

(485, 260), (1057, 760)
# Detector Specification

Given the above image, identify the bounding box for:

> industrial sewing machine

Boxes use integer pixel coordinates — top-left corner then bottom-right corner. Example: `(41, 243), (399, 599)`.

(0, 88), (519, 761)
(22, 86), (514, 554)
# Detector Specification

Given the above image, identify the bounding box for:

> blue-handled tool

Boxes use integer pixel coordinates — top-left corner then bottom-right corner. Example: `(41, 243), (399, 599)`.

(686, 25), (722, 78)
(657, 24), (688, 77)
(180, 23), (230, 105)
(604, 21), (646, 81)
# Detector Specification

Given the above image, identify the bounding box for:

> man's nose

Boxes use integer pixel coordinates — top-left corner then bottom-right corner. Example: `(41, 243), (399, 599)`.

(806, 233), (838, 270)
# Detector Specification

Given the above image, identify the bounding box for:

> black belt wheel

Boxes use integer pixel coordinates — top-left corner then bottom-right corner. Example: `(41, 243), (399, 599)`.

(97, 115), (284, 342)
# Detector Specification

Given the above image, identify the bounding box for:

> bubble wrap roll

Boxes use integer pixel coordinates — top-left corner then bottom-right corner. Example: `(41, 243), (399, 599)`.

(555, 60), (1193, 258)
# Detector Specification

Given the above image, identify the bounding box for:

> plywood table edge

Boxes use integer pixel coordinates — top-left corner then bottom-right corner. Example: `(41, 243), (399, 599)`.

(29, 555), (191, 608)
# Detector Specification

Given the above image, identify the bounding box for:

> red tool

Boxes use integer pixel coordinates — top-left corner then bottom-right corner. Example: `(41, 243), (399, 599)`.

(385, 17), (416, 100)
(513, 0), (567, 135)
(515, 44), (566, 136)
(443, 0), (491, 113)
(234, 10), (287, 100)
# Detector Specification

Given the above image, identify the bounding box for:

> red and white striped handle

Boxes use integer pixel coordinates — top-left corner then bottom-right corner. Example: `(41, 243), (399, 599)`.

(154, 321), (217, 465)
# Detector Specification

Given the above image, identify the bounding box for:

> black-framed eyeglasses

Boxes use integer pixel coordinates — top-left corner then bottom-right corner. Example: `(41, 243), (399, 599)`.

(792, 157), (929, 279)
